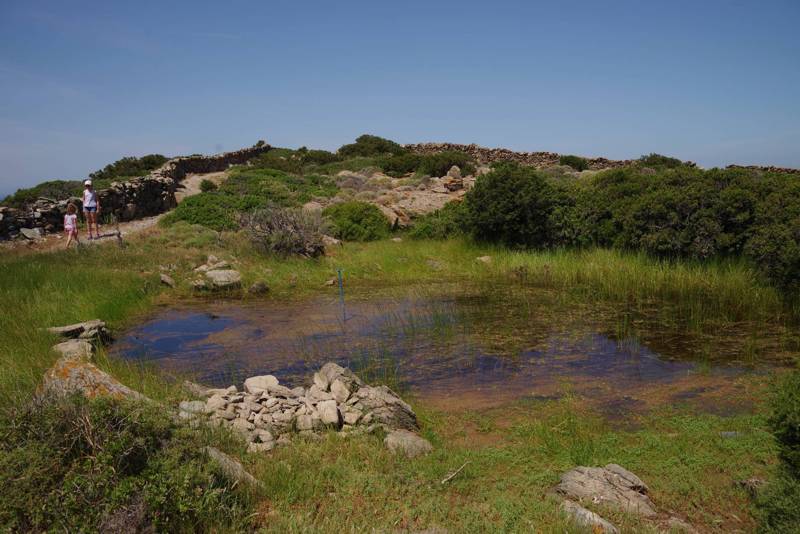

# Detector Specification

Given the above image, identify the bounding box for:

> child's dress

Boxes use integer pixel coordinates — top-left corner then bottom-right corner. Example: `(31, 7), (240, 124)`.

(64, 213), (78, 234)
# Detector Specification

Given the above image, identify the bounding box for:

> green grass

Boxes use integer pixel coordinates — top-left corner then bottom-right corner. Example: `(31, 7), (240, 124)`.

(0, 228), (792, 531)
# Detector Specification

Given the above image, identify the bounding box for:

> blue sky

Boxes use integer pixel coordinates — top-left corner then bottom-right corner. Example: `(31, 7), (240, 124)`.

(1, 0), (798, 197)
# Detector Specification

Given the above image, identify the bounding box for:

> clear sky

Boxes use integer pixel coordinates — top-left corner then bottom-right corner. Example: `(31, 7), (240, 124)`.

(1, 0), (798, 197)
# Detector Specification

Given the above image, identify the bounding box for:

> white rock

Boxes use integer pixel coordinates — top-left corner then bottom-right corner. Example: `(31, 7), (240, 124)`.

(244, 375), (279, 394)
(560, 500), (618, 534)
(205, 269), (242, 289)
(179, 400), (206, 414)
(296, 414), (314, 431)
(317, 399), (341, 426)
(384, 429), (433, 458)
(330, 379), (351, 403)
(313, 371), (329, 391)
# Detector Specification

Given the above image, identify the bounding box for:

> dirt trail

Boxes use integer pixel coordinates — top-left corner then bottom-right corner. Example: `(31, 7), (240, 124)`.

(1, 171), (227, 255)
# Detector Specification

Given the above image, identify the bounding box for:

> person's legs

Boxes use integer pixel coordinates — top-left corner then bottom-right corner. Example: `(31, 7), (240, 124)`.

(85, 210), (95, 239)
(65, 230), (73, 248)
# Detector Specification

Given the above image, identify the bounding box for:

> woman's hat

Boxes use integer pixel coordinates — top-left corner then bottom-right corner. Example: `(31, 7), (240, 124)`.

(84, 180), (92, 186)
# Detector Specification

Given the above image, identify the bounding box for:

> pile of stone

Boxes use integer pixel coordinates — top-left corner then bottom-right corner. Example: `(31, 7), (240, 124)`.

(441, 165), (464, 192)
(181, 362), (431, 457)
(191, 255), (242, 290)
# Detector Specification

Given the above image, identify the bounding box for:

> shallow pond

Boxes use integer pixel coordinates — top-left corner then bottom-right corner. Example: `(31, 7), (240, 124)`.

(114, 285), (791, 418)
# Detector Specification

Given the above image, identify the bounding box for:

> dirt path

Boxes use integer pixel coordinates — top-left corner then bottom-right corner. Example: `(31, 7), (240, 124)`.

(1, 171), (228, 255)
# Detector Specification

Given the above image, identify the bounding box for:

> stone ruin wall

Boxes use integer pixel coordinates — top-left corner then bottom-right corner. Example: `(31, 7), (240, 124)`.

(404, 142), (634, 170)
(0, 143), (271, 241)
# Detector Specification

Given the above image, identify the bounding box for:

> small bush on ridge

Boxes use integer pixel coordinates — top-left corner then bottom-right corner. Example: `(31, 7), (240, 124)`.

(417, 151), (476, 177)
(323, 201), (391, 241)
(2, 180), (83, 208)
(559, 154), (589, 171)
(338, 135), (406, 158)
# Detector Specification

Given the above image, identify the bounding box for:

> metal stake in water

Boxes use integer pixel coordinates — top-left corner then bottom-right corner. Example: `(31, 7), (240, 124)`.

(337, 268), (346, 323)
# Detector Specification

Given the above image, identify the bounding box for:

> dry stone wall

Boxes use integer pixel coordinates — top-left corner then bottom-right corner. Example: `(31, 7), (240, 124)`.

(0, 143), (271, 240)
(404, 142), (633, 170)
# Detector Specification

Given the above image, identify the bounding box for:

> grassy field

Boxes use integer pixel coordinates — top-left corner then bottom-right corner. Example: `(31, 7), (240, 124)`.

(0, 224), (791, 531)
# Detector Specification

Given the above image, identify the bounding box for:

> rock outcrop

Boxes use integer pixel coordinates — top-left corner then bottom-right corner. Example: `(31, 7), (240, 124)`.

(180, 362), (428, 455)
(553, 463), (657, 518)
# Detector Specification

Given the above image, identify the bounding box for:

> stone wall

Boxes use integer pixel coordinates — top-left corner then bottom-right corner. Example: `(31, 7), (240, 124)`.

(404, 142), (634, 170)
(726, 164), (800, 176)
(0, 143), (271, 241)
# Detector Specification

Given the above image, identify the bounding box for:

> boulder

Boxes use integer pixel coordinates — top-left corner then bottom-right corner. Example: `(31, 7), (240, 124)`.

(353, 385), (417, 431)
(160, 274), (176, 288)
(384, 429), (432, 458)
(205, 269), (242, 289)
(560, 500), (618, 534)
(553, 464), (657, 518)
(41, 356), (145, 402)
(20, 227), (42, 240)
(330, 379), (351, 403)
(52, 339), (94, 361)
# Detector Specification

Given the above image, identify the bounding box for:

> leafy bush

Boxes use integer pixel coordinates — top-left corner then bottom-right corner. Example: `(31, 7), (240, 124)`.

(338, 135), (406, 158)
(417, 151), (476, 177)
(463, 163), (558, 247)
(89, 154), (168, 181)
(559, 155), (589, 171)
(756, 369), (800, 532)
(379, 153), (423, 176)
(241, 205), (328, 257)
(409, 201), (466, 239)
(638, 153), (684, 168)
(200, 179), (218, 192)
(161, 192), (265, 231)
(323, 201), (391, 241)
(0, 395), (254, 532)
(2, 180), (83, 208)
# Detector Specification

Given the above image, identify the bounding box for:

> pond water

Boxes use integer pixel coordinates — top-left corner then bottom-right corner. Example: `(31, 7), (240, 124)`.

(113, 285), (788, 417)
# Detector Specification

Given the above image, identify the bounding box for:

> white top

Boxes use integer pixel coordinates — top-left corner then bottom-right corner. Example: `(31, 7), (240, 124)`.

(64, 213), (77, 229)
(83, 189), (97, 208)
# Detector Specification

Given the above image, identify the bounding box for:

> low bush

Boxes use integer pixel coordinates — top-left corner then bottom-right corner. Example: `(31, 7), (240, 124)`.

(199, 179), (217, 192)
(323, 201), (391, 241)
(757, 369), (800, 532)
(240, 205), (328, 257)
(338, 135), (406, 158)
(89, 154), (168, 182)
(0, 395), (254, 532)
(379, 153), (423, 176)
(161, 192), (265, 231)
(2, 180), (83, 208)
(417, 151), (476, 177)
(559, 154), (589, 171)
(409, 201), (466, 239)
(463, 163), (557, 247)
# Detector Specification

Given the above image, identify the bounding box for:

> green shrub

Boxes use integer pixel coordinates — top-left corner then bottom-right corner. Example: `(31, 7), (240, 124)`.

(379, 153), (423, 176)
(409, 201), (466, 239)
(559, 154), (589, 171)
(463, 163), (558, 247)
(338, 135), (406, 158)
(757, 369), (800, 532)
(89, 154), (168, 182)
(638, 153), (684, 168)
(241, 205), (328, 257)
(2, 180), (83, 208)
(417, 151), (476, 177)
(0, 395), (254, 532)
(297, 147), (340, 165)
(323, 201), (391, 241)
(161, 192), (265, 231)
(199, 179), (217, 192)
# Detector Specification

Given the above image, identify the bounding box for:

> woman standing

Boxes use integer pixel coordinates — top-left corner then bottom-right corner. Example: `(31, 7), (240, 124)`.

(82, 180), (100, 240)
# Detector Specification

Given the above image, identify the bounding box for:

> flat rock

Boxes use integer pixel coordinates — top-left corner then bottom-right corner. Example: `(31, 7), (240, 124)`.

(52, 339), (94, 361)
(160, 273), (176, 288)
(244, 375), (279, 393)
(384, 429), (432, 458)
(47, 319), (108, 340)
(553, 463), (656, 518)
(560, 500), (618, 534)
(40, 355), (145, 402)
(179, 400), (206, 414)
(20, 227), (42, 240)
(205, 269), (242, 289)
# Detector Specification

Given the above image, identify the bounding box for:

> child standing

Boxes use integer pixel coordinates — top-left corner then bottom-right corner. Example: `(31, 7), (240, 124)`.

(64, 203), (79, 249)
